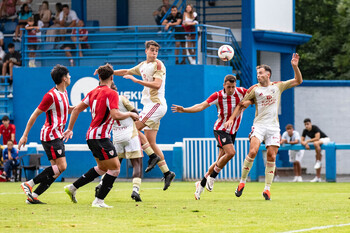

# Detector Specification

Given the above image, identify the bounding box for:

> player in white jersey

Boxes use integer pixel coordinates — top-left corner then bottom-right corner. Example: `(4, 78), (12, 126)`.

(111, 40), (175, 190)
(225, 53), (303, 200)
(281, 124), (304, 182)
(95, 88), (143, 202)
(172, 75), (251, 200)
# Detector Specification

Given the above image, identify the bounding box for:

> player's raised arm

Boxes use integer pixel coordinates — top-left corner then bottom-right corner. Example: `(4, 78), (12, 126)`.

(18, 108), (44, 150)
(172, 101), (210, 113)
(123, 75), (162, 90)
(288, 53), (303, 88)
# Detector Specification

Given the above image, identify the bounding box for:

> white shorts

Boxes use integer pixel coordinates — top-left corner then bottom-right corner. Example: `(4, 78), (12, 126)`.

(139, 103), (167, 130)
(249, 125), (280, 147)
(114, 135), (142, 159)
(288, 150), (304, 163)
(320, 137), (331, 145)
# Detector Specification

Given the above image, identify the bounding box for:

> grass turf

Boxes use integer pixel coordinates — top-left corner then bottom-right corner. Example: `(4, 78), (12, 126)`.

(1, 181), (350, 232)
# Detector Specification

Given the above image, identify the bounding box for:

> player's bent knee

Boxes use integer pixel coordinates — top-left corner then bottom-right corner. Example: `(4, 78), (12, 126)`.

(107, 169), (120, 177)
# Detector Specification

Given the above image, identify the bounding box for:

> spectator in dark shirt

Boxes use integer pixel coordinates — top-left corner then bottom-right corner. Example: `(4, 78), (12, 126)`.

(162, 5), (186, 64)
(0, 115), (16, 145)
(301, 118), (330, 182)
(0, 140), (19, 181)
(2, 43), (21, 82)
(153, 0), (171, 25)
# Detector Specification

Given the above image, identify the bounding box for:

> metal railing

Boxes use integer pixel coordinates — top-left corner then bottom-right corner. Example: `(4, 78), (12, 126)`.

(0, 75), (12, 119)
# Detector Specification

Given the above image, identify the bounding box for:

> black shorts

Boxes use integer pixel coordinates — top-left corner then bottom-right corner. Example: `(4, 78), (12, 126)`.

(41, 138), (65, 160)
(174, 27), (186, 40)
(87, 138), (117, 161)
(214, 130), (237, 148)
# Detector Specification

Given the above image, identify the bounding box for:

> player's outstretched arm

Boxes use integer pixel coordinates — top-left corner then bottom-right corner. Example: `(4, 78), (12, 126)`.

(18, 108), (44, 150)
(68, 105), (75, 114)
(63, 102), (88, 142)
(288, 53), (303, 88)
(172, 101), (210, 113)
(224, 100), (253, 129)
(110, 108), (139, 121)
(123, 75), (162, 90)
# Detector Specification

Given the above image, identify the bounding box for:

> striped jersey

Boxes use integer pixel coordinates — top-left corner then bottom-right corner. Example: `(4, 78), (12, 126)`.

(83, 85), (119, 140)
(242, 80), (293, 129)
(206, 87), (247, 134)
(128, 59), (166, 106)
(38, 88), (69, 142)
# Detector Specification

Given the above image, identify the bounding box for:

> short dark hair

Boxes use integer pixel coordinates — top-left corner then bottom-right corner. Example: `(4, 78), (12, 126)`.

(145, 40), (160, 49)
(8, 43), (14, 49)
(256, 64), (272, 77)
(62, 4), (69, 9)
(97, 63), (114, 81)
(304, 118), (311, 123)
(51, 64), (69, 84)
(224, 74), (236, 83)
(2, 115), (9, 121)
(171, 5), (178, 9)
(286, 124), (294, 130)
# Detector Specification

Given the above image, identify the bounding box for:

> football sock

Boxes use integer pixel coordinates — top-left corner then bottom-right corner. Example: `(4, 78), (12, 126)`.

(265, 161), (276, 188)
(27, 179), (35, 187)
(210, 165), (222, 178)
(157, 160), (169, 174)
(132, 177), (141, 194)
(33, 176), (56, 196)
(73, 167), (100, 189)
(200, 177), (207, 187)
(241, 155), (254, 183)
(33, 166), (55, 184)
(97, 173), (117, 200)
(142, 143), (155, 157)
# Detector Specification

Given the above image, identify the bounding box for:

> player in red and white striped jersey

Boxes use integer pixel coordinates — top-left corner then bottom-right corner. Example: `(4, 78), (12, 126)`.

(18, 65), (74, 204)
(172, 75), (252, 200)
(63, 64), (139, 208)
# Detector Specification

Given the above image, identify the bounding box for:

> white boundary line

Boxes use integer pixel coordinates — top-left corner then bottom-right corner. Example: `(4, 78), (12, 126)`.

(281, 223), (350, 233)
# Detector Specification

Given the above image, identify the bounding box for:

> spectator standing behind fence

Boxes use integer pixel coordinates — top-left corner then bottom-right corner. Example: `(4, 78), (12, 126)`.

(281, 124), (304, 182)
(0, 140), (19, 181)
(182, 4), (198, 64)
(301, 118), (330, 182)
(0, 115), (16, 145)
(13, 3), (32, 42)
(62, 20), (89, 66)
(162, 6), (186, 64)
(153, 0), (171, 26)
(0, 0), (17, 19)
(46, 2), (63, 42)
(2, 43), (21, 83)
(25, 15), (43, 67)
(39, 1), (51, 28)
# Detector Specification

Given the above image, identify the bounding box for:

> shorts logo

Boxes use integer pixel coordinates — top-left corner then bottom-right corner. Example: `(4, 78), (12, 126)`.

(57, 149), (62, 155)
(109, 150), (114, 156)
(222, 138), (226, 143)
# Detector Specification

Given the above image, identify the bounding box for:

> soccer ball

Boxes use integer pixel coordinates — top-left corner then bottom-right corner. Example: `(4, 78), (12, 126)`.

(218, 45), (234, 61)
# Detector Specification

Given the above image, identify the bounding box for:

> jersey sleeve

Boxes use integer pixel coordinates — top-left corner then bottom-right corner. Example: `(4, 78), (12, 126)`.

(294, 131), (301, 141)
(281, 131), (287, 140)
(107, 91), (119, 110)
(302, 129), (307, 137)
(10, 124), (15, 135)
(121, 96), (135, 111)
(82, 92), (90, 105)
(206, 92), (218, 106)
(242, 85), (256, 101)
(128, 62), (143, 76)
(278, 80), (294, 92)
(38, 93), (54, 112)
(153, 60), (165, 80)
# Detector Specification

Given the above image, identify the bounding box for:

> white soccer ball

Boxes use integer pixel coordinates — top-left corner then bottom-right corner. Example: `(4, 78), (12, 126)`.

(218, 45), (234, 61)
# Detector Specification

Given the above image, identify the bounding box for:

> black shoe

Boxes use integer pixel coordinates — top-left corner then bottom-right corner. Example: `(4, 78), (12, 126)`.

(180, 60), (186, 64)
(131, 191), (142, 202)
(175, 60), (179, 64)
(145, 154), (161, 173)
(26, 198), (46, 204)
(235, 183), (245, 197)
(95, 184), (101, 197)
(163, 171), (175, 191)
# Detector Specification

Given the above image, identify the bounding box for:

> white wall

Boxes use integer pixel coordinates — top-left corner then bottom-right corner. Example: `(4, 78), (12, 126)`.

(259, 51), (280, 82)
(87, 0), (116, 27)
(294, 87), (350, 174)
(255, 0), (293, 32)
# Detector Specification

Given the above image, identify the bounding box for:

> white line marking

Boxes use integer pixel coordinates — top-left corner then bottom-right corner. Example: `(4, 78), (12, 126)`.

(281, 223), (350, 233)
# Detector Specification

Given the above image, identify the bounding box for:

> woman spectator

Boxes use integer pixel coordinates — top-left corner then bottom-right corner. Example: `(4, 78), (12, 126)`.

(25, 14), (43, 67)
(182, 4), (198, 63)
(0, 0), (17, 19)
(46, 2), (62, 42)
(39, 1), (51, 28)
(13, 3), (32, 41)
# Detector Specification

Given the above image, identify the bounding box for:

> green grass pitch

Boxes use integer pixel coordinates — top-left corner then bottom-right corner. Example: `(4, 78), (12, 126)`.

(1, 181), (350, 232)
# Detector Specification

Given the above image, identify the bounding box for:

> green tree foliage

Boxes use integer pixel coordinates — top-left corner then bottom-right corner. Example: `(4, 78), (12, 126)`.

(296, 0), (350, 80)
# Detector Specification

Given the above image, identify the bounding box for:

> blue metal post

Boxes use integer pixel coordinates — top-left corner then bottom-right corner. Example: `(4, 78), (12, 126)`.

(325, 142), (336, 182)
